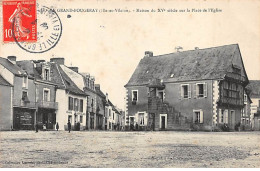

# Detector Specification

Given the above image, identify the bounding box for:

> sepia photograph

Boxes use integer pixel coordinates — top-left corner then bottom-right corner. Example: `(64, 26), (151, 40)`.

(0, 0), (259, 168)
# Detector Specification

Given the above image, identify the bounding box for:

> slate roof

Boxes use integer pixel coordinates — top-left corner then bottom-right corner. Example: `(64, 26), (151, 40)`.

(57, 65), (86, 96)
(125, 44), (246, 87)
(0, 75), (12, 86)
(247, 80), (260, 98)
(16, 59), (85, 96)
(0, 57), (26, 76)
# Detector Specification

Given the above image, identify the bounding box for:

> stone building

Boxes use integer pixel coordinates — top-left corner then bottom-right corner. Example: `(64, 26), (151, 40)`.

(125, 44), (249, 131)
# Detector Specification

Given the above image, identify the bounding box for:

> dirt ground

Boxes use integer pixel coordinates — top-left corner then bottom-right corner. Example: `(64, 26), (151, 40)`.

(0, 131), (259, 168)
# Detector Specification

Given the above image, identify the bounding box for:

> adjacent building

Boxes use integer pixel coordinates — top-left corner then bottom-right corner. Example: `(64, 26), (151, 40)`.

(125, 44), (249, 131)
(247, 80), (260, 130)
(0, 56), (121, 131)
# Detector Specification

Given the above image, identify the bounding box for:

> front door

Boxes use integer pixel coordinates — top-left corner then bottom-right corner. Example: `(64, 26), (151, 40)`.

(130, 117), (134, 130)
(160, 114), (167, 130)
(161, 116), (165, 130)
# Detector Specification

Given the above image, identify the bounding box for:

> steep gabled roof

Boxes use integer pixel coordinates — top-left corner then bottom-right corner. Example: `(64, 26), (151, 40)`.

(56, 65), (86, 96)
(247, 80), (260, 98)
(17, 60), (40, 79)
(125, 44), (248, 87)
(0, 75), (12, 86)
(0, 57), (25, 76)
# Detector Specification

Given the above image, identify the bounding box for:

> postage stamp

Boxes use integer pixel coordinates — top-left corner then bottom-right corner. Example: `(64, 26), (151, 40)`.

(2, 0), (62, 53)
(2, 0), (37, 42)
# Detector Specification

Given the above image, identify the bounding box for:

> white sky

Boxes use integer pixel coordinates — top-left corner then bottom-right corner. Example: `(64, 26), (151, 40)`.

(1, 0), (260, 109)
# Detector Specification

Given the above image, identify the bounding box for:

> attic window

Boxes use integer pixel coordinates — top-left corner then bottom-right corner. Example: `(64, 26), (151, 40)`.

(170, 74), (174, 78)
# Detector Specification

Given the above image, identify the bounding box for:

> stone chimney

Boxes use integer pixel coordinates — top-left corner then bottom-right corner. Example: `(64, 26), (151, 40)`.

(50, 57), (65, 65)
(95, 84), (100, 91)
(144, 51), (153, 57)
(68, 66), (79, 73)
(106, 93), (108, 102)
(7, 56), (16, 64)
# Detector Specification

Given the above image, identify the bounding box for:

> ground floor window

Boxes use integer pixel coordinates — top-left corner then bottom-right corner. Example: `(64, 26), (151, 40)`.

(139, 113), (144, 126)
(193, 110), (203, 123)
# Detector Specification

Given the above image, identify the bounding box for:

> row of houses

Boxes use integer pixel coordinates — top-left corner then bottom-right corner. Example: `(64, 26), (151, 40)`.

(124, 44), (260, 131)
(0, 56), (123, 131)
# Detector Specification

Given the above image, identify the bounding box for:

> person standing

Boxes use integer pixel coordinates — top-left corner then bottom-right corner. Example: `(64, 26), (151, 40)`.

(67, 120), (71, 133)
(56, 122), (59, 131)
(35, 122), (38, 133)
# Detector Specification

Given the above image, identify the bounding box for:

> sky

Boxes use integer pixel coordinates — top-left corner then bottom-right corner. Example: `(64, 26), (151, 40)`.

(1, 0), (260, 109)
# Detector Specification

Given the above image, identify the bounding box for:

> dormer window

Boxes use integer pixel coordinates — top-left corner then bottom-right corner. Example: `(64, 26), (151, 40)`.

(22, 76), (28, 88)
(44, 69), (50, 81)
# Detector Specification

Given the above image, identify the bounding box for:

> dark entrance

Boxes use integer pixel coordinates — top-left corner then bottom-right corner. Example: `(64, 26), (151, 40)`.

(13, 108), (35, 130)
(37, 108), (56, 129)
(90, 112), (94, 129)
(161, 116), (166, 130)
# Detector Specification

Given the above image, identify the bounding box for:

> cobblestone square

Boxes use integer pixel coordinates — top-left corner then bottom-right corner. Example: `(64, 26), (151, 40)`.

(0, 131), (259, 168)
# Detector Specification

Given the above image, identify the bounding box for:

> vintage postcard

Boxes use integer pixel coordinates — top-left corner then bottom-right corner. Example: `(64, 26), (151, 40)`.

(0, 0), (260, 168)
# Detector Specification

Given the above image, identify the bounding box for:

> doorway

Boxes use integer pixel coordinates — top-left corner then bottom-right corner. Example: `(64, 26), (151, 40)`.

(160, 114), (167, 130)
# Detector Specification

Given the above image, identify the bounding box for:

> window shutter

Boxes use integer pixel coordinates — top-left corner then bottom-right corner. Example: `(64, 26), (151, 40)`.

(179, 85), (182, 100)
(188, 84), (191, 99)
(68, 97), (70, 110)
(193, 84), (197, 98)
(225, 110), (228, 123)
(219, 109), (222, 123)
(200, 110), (204, 123)
(193, 112), (196, 123)
(204, 83), (207, 98)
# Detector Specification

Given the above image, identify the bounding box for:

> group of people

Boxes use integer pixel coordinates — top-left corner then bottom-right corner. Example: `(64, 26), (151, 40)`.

(35, 120), (75, 133)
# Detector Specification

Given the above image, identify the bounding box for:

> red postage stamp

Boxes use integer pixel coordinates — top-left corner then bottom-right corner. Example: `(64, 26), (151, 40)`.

(2, 0), (37, 42)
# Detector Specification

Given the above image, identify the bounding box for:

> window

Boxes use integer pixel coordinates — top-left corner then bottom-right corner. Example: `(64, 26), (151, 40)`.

(44, 69), (49, 81)
(181, 84), (191, 99)
(194, 83), (207, 98)
(22, 76), (28, 88)
(80, 116), (83, 123)
(109, 109), (111, 117)
(193, 110), (203, 123)
(224, 110), (228, 124)
(139, 113), (145, 126)
(219, 109), (224, 123)
(132, 90), (138, 102)
(158, 90), (164, 102)
(113, 112), (115, 120)
(80, 99), (83, 112)
(43, 88), (50, 101)
(22, 91), (29, 101)
(68, 97), (74, 110)
(74, 98), (79, 111)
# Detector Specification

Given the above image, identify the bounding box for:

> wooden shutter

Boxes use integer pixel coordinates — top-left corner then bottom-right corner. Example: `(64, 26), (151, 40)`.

(188, 84), (191, 99)
(219, 109), (222, 123)
(204, 83), (207, 97)
(200, 110), (204, 123)
(193, 84), (197, 98)
(179, 85), (182, 100)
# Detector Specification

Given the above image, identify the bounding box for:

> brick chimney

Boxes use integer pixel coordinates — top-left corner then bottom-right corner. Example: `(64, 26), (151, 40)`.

(68, 66), (79, 73)
(7, 56), (16, 64)
(50, 57), (65, 65)
(144, 51), (153, 57)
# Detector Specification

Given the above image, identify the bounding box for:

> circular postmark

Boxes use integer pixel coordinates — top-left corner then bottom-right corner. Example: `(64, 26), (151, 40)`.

(13, 4), (62, 53)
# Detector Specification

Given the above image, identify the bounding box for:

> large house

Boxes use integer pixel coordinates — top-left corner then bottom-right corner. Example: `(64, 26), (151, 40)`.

(125, 44), (249, 131)
(0, 56), (37, 130)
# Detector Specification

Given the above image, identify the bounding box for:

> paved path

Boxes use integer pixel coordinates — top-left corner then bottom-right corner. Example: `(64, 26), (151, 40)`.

(0, 131), (259, 167)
